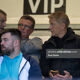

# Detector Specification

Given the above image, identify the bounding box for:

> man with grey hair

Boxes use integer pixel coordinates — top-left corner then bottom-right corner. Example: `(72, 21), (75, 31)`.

(40, 11), (80, 80)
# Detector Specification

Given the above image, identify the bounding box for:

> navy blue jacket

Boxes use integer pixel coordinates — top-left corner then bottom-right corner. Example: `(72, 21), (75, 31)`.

(23, 54), (42, 80)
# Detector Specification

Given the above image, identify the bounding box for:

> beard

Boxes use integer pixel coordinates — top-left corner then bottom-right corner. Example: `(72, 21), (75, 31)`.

(1, 45), (14, 56)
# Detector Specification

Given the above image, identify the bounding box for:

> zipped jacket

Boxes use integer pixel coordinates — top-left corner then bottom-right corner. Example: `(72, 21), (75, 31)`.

(0, 55), (42, 80)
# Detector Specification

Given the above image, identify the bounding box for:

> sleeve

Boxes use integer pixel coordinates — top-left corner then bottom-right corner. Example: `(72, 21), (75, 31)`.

(39, 43), (50, 78)
(28, 56), (42, 80)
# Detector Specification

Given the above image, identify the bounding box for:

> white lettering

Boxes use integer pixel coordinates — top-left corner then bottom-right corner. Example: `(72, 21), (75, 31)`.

(51, 0), (64, 13)
(44, 0), (48, 13)
(28, 0), (64, 13)
(29, 0), (40, 13)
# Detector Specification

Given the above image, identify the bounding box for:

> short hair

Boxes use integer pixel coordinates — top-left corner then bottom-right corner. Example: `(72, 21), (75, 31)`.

(0, 9), (7, 16)
(48, 11), (70, 28)
(19, 15), (35, 29)
(1, 29), (21, 41)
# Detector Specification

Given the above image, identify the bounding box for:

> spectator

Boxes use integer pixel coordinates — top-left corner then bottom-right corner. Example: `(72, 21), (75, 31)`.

(0, 29), (42, 80)
(18, 15), (43, 62)
(40, 11), (80, 80)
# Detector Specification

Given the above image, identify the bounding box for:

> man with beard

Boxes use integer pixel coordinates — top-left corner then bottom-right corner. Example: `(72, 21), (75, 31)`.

(0, 29), (42, 80)
(0, 9), (7, 54)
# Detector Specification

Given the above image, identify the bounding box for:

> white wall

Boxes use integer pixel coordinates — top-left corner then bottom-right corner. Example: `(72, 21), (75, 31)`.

(0, 0), (23, 24)
(0, 0), (80, 24)
(66, 0), (80, 24)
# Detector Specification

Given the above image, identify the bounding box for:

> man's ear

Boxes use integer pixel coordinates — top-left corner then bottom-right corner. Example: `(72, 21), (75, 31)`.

(14, 40), (19, 47)
(62, 23), (66, 29)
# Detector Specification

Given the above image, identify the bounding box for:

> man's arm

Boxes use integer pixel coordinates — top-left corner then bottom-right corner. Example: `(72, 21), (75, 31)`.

(24, 55), (42, 80)
(39, 44), (50, 78)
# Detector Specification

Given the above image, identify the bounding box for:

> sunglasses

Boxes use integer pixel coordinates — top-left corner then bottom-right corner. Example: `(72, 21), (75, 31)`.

(18, 24), (33, 29)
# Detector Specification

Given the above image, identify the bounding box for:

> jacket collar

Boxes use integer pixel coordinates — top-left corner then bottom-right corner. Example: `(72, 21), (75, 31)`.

(46, 27), (76, 44)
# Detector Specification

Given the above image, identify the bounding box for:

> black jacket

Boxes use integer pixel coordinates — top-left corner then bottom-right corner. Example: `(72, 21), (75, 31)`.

(40, 28), (80, 79)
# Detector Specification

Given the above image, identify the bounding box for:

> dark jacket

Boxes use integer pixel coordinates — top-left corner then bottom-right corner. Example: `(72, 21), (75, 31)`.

(40, 28), (80, 79)
(23, 54), (42, 80)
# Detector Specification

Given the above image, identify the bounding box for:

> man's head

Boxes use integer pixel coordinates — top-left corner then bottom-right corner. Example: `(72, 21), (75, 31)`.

(18, 15), (35, 39)
(48, 11), (70, 38)
(1, 29), (21, 56)
(0, 9), (7, 32)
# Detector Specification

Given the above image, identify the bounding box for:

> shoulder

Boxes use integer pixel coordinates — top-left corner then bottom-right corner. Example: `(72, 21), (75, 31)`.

(43, 36), (53, 47)
(23, 55), (42, 80)
(73, 34), (80, 42)
(24, 55), (40, 68)
(29, 37), (43, 44)
(75, 34), (80, 39)
(75, 34), (80, 43)
(29, 37), (43, 48)
(31, 37), (42, 41)
(69, 33), (80, 48)
(68, 27), (80, 40)
(22, 37), (43, 50)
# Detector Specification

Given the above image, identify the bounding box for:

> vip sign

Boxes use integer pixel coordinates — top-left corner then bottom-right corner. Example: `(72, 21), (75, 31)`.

(24, 0), (66, 14)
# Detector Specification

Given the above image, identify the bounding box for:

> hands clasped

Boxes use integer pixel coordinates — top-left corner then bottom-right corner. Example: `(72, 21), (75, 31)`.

(49, 70), (72, 80)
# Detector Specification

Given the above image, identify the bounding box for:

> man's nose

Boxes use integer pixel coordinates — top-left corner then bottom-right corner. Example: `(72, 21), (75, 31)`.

(21, 26), (25, 30)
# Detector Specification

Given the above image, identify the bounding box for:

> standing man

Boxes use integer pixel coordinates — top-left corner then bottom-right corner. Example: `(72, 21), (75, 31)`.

(0, 29), (42, 80)
(0, 9), (7, 54)
(40, 11), (80, 80)
(18, 15), (43, 62)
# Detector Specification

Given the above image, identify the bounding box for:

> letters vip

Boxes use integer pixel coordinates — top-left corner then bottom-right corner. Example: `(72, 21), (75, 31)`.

(24, 0), (66, 14)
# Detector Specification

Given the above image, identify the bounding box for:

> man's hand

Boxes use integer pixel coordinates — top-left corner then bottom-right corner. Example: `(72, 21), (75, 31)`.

(49, 70), (72, 80)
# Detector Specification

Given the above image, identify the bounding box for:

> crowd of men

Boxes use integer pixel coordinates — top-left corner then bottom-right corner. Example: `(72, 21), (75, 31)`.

(0, 9), (80, 80)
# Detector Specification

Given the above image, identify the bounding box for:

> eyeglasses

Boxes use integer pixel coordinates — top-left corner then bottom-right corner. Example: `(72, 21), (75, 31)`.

(18, 24), (33, 29)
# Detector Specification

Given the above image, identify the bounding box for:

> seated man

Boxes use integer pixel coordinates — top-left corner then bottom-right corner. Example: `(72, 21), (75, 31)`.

(0, 29), (42, 80)
(40, 11), (80, 80)
(18, 15), (43, 62)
